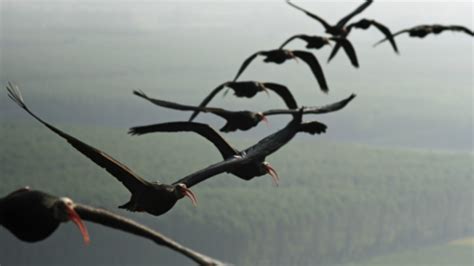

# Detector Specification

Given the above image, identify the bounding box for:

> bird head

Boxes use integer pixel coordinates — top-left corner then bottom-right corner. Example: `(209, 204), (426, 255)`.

(52, 197), (90, 245)
(175, 183), (197, 207)
(256, 112), (268, 125)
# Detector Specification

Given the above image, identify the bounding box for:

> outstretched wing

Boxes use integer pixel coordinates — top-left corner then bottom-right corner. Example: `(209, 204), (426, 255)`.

(279, 34), (307, 49)
(286, 1), (332, 30)
(129, 122), (238, 159)
(349, 19), (399, 53)
(134, 90), (232, 119)
(263, 93), (356, 116)
(262, 82), (298, 109)
(292, 50), (329, 93)
(327, 38), (359, 68)
(447, 25), (474, 36)
(373, 28), (411, 47)
(336, 0), (373, 28)
(74, 204), (226, 266)
(6, 83), (149, 194)
(188, 83), (227, 122)
(232, 51), (261, 82)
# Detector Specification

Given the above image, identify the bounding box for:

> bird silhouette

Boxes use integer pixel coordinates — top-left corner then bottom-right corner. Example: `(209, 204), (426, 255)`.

(287, 0), (373, 36)
(374, 24), (473, 47)
(188, 81), (298, 122)
(6, 83), (197, 216)
(134, 90), (355, 132)
(279, 34), (359, 68)
(232, 49), (329, 92)
(0, 188), (226, 266)
(130, 122), (281, 185)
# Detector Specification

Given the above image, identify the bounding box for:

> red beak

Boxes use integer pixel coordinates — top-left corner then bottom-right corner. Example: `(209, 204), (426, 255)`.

(265, 164), (280, 187)
(181, 187), (198, 207)
(67, 206), (90, 245)
(261, 115), (269, 126)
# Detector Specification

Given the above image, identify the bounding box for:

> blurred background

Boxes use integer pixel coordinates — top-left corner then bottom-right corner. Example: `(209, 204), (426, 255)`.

(0, 1), (472, 265)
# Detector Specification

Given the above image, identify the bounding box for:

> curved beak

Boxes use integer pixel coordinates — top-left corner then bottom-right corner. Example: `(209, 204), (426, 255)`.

(67, 206), (90, 245)
(265, 163), (280, 187)
(181, 187), (198, 207)
(261, 86), (270, 97)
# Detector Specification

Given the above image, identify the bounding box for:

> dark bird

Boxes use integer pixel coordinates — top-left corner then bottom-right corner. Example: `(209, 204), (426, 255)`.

(131, 122), (280, 185)
(0, 188), (226, 266)
(279, 34), (359, 68)
(188, 81), (298, 122)
(232, 49), (329, 93)
(6, 83), (197, 216)
(166, 109), (329, 189)
(134, 90), (355, 132)
(374, 24), (474, 46)
(0, 187), (89, 244)
(287, 0), (373, 36)
(130, 94), (356, 185)
(287, 1), (398, 65)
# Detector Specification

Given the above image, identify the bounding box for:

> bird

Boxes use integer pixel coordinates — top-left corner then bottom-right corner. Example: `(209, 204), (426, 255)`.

(327, 18), (399, 63)
(279, 34), (359, 68)
(232, 49), (329, 93)
(130, 94), (356, 185)
(188, 81), (298, 122)
(286, 1), (397, 65)
(131, 122), (281, 185)
(0, 188), (226, 266)
(286, 0), (373, 37)
(0, 187), (90, 244)
(133, 90), (355, 132)
(374, 24), (474, 47)
(166, 108), (330, 189)
(6, 83), (197, 216)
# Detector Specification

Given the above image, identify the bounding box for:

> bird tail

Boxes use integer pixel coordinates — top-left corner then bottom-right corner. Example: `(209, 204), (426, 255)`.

(298, 121), (327, 135)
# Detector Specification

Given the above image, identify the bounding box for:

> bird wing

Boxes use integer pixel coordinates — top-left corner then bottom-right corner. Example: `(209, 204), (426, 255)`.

(232, 51), (261, 82)
(74, 204), (226, 266)
(373, 28), (410, 46)
(447, 25), (474, 36)
(263, 93), (356, 116)
(292, 50), (329, 93)
(334, 37), (359, 68)
(133, 90), (232, 120)
(262, 82), (298, 109)
(286, 1), (332, 30)
(188, 83), (227, 122)
(336, 0), (373, 28)
(349, 19), (399, 53)
(279, 34), (307, 49)
(172, 156), (252, 188)
(129, 122), (238, 159)
(6, 83), (149, 194)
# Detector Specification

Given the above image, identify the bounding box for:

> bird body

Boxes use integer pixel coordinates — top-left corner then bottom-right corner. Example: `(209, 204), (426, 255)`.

(0, 188), (89, 244)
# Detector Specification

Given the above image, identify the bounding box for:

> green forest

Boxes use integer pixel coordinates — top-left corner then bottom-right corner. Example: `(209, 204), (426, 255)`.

(1, 121), (472, 265)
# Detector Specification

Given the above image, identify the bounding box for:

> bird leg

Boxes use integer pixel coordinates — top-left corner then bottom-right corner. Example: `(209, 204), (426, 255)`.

(67, 206), (90, 245)
(265, 163), (280, 186)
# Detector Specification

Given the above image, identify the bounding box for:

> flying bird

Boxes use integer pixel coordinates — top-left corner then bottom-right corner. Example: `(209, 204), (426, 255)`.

(6, 83), (197, 216)
(131, 122), (280, 185)
(134, 90), (355, 132)
(130, 94), (356, 185)
(286, 0), (373, 36)
(232, 49), (329, 93)
(279, 34), (359, 68)
(374, 24), (474, 47)
(188, 81), (298, 122)
(0, 188), (226, 266)
(326, 18), (399, 63)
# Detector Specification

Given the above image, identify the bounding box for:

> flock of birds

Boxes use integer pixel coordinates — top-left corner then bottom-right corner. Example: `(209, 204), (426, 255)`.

(1, 1), (472, 265)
